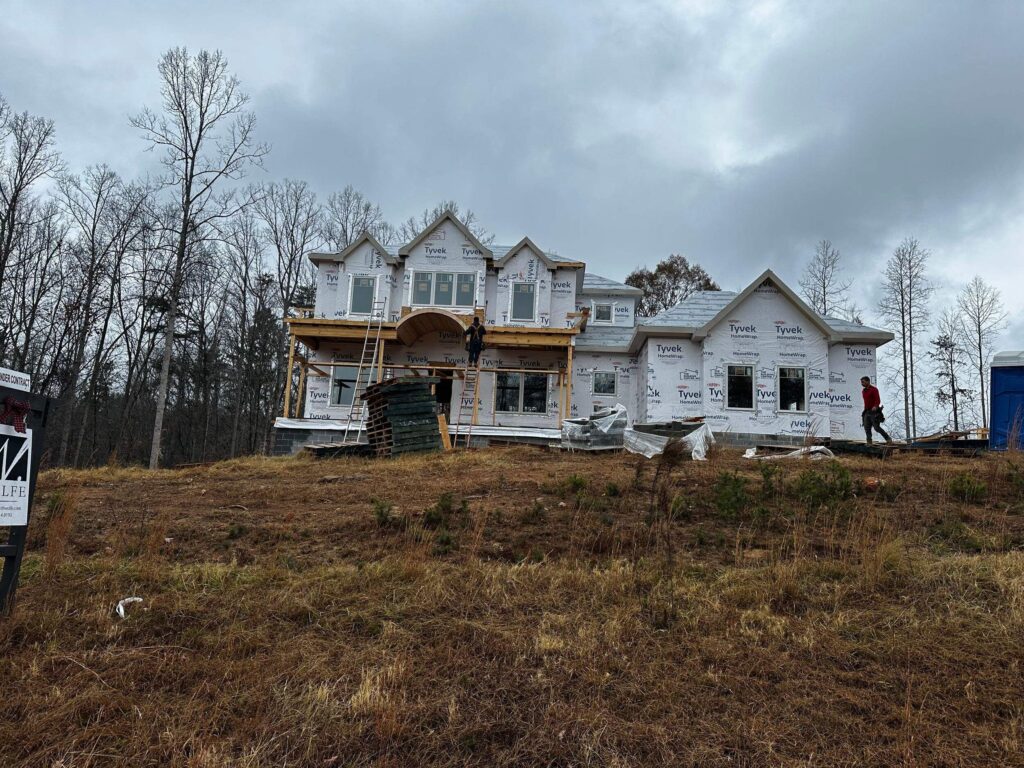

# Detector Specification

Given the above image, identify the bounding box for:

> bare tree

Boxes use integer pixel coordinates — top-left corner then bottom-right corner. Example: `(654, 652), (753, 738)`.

(0, 94), (62, 321)
(626, 254), (718, 317)
(799, 239), (850, 316)
(254, 179), (323, 443)
(321, 185), (386, 251)
(878, 237), (932, 438)
(928, 309), (973, 431)
(130, 48), (268, 469)
(397, 200), (493, 245)
(957, 276), (1006, 429)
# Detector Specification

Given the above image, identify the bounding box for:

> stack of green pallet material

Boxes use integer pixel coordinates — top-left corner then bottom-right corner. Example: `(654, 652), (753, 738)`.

(361, 376), (442, 457)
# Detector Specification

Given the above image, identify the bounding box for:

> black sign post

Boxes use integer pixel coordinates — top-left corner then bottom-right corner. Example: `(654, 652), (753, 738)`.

(0, 385), (49, 617)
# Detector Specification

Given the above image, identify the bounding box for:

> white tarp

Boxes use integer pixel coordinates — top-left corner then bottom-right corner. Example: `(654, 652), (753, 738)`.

(561, 403), (627, 441)
(623, 423), (715, 461)
(743, 445), (835, 460)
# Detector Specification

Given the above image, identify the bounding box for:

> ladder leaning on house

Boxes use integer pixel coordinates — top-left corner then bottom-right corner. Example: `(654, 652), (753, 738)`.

(451, 360), (481, 449)
(340, 299), (388, 445)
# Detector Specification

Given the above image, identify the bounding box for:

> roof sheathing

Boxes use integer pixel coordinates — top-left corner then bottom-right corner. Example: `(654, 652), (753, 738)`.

(580, 273), (643, 296)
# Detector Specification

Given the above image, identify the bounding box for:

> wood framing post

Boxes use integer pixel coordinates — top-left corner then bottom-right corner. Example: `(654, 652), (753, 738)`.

(283, 330), (296, 417)
(377, 340), (385, 383)
(296, 359), (308, 418)
(557, 371), (565, 427)
(565, 343), (574, 421)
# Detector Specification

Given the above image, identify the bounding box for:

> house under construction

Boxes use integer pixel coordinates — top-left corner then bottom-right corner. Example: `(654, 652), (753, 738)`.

(272, 211), (893, 454)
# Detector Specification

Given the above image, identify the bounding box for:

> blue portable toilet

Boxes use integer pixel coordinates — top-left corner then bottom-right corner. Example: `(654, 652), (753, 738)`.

(990, 351), (1024, 450)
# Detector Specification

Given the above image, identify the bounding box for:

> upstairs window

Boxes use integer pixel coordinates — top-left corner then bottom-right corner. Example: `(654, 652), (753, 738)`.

(726, 364), (754, 410)
(593, 303), (613, 324)
(456, 274), (476, 306)
(593, 371), (617, 396)
(350, 276), (376, 315)
(412, 273), (433, 305)
(778, 367), (806, 412)
(511, 282), (536, 321)
(412, 271), (476, 307)
(435, 272), (454, 306)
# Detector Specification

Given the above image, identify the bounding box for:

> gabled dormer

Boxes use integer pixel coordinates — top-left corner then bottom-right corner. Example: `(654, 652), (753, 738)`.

(490, 237), (560, 327)
(398, 211), (491, 314)
(309, 232), (397, 319)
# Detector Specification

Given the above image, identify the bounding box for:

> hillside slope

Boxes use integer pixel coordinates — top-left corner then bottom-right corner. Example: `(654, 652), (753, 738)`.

(2, 447), (1023, 766)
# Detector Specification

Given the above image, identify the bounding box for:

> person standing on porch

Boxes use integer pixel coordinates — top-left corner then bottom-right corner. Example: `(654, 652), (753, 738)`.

(465, 317), (486, 367)
(861, 376), (892, 444)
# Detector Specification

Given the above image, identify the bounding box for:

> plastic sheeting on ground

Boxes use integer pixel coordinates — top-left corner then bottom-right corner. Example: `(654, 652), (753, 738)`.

(742, 445), (835, 460)
(623, 423), (715, 460)
(561, 404), (628, 450)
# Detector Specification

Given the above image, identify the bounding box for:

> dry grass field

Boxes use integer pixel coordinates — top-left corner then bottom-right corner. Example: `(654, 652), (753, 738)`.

(2, 445), (1024, 767)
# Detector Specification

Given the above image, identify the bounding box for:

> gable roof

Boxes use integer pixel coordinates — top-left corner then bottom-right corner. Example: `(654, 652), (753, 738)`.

(492, 236), (560, 271)
(308, 231), (399, 266)
(692, 269), (839, 342)
(398, 211), (493, 259)
(581, 273), (643, 296)
(630, 270), (893, 350)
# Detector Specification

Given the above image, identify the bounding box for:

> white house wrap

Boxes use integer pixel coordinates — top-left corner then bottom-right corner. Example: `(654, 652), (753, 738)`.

(274, 210), (893, 453)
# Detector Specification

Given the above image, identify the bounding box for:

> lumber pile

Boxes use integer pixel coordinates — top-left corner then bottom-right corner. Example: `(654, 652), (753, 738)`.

(361, 376), (442, 457)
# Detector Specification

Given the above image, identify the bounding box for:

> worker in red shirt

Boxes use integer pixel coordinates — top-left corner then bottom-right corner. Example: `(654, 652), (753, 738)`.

(861, 376), (892, 444)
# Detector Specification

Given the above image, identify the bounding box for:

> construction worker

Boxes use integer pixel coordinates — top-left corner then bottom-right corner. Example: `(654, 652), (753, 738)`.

(861, 376), (892, 444)
(465, 316), (486, 366)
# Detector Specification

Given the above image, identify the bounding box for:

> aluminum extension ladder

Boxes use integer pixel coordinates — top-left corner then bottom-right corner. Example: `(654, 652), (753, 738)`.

(340, 299), (387, 444)
(451, 360), (481, 449)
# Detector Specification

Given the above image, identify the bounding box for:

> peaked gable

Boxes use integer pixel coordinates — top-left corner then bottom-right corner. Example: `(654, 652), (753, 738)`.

(398, 211), (493, 260)
(308, 232), (398, 266)
(694, 269), (840, 343)
(493, 236), (559, 271)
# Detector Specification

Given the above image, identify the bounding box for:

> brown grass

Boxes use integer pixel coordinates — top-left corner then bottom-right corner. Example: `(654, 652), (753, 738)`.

(2, 447), (1023, 766)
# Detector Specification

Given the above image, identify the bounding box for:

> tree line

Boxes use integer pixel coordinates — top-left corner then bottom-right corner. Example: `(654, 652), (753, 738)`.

(0, 48), (487, 469)
(1, 47), (1009, 467)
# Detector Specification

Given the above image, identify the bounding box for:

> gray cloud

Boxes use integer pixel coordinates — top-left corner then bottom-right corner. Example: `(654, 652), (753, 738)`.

(3, 0), (1023, 346)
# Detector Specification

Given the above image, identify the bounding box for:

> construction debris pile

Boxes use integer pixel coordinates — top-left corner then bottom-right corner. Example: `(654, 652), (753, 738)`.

(361, 377), (442, 458)
(561, 404), (628, 451)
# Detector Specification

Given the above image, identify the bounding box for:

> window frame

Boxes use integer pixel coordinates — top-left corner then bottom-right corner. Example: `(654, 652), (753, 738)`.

(455, 273), (476, 307)
(591, 301), (615, 325)
(776, 365), (808, 414)
(725, 363), (756, 411)
(510, 281), (537, 322)
(592, 371), (617, 396)
(348, 274), (378, 317)
(494, 370), (549, 414)
(410, 270), (477, 308)
(330, 366), (359, 407)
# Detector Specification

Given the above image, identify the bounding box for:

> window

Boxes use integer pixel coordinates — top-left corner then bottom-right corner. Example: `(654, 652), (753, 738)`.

(412, 272), (433, 305)
(350, 276), (375, 315)
(495, 372), (521, 413)
(778, 367), (806, 412)
(726, 364), (754, 409)
(456, 274), (476, 306)
(331, 367), (358, 406)
(434, 272), (454, 305)
(495, 371), (548, 414)
(412, 271), (476, 307)
(511, 282), (536, 321)
(593, 303), (613, 324)
(593, 371), (617, 396)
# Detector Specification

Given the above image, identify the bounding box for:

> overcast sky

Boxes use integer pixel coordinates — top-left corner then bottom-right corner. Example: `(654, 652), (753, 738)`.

(4, 0), (1023, 347)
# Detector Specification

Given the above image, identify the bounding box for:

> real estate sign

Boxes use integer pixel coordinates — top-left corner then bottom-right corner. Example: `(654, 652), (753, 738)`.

(0, 423), (31, 526)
